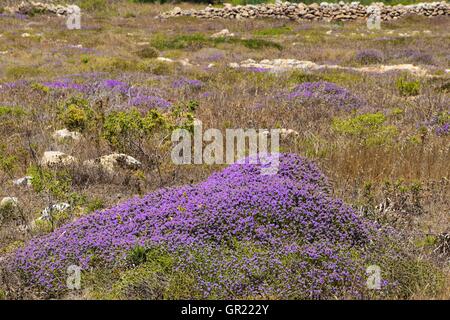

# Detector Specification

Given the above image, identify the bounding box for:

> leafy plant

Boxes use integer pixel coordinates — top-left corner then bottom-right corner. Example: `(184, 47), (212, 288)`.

(396, 76), (420, 96)
(135, 46), (160, 59)
(333, 112), (398, 146)
(58, 97), (94, 132)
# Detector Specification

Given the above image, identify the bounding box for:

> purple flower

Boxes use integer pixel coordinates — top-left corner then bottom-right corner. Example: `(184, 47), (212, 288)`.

(5, 153), (382, 297)
(101, 79), (130, 95)
(282, 81), (364, 111)
(130, 94), (171, 110)
(355, 49), (384, 65)
(42, 79), (87, 92)
(435, 123), (449, 136)
(172, 77), (203, 89)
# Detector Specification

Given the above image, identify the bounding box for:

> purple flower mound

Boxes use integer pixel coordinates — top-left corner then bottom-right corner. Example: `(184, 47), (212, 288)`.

(284, 81), (364, 111)
(355, 49), (384, 65)
(42, 79), (87, 92)
(435, 123), (449, 136)
(172, 77), (203, 89)
(7, 153), (378, 295)
(129, 94), (172, 110)
(101, 79), (130, 95)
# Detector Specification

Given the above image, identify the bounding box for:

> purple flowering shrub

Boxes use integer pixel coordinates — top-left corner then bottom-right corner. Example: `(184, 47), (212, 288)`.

(172, 77), (204, 89)
(355, 49), (384, 65)
(40, 77), (173, 112)
(282, 81), (365, 112)
(421, 111), (450, 136)
(4, 153), (387, 298)
(393, 49), (435, 65)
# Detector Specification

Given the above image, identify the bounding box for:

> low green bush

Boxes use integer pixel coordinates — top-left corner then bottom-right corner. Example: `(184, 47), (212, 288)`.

(396, 76), (420, 96)
(333, 112), (398, 146)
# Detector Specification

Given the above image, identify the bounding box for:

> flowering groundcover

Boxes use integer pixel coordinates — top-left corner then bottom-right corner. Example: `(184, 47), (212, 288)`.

(5, 153), (397, 298)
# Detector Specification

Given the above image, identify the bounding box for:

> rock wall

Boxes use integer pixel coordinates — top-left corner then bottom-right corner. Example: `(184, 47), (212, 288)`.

(3, 1), (76, 16)
(159, 1), (450, 22)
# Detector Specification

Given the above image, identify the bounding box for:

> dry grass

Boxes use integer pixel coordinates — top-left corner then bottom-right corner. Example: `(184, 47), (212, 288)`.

(0, 1), (449, 299)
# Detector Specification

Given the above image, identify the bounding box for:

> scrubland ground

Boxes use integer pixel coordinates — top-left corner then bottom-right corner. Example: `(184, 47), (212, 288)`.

(0, 2), (449, 299)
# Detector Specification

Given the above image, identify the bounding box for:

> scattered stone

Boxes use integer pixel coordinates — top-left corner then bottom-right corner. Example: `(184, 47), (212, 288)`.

(280, 128), (300, 139)
(0, 197), (18, 209)
(13, 176), (33, 187)
(179, 58), (194, 67)
(230, 58), (430, 76)
(41, 151), (77, 167)
(211, 29), (235, 38)
(261, 128), (299, 139)
(84, 153), (142, 174)
(52, 128), (81, 142)
(156, 57), (174, 63)
(40, 203), (70, 220)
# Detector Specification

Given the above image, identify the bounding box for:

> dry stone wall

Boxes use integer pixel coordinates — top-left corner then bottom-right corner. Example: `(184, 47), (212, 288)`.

(159, 1), (450, 22)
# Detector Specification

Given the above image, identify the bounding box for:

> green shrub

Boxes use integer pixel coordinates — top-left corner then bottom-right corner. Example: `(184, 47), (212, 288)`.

(86, 198), (105, 213)
(137, 60), (174, 75)
(6, 65), (41, 80)
(333, 112), (398, 146)
(151, 33), (208, 50)
(0, 106), (26, 118)
(0, 144), (18, 177)
(102, 109), (168, 151)
(127, 245), (148, 266)
(58, 97), (94, 132)
(136, 46), (160, 59)
(28, 165), (72, 201)
(396, 76), (420, 96)
(112, 246), (196, 300)
(287, 70), (324, 85)
(103, 103), (195, 152)
(62, 105), (87, 131)
(150, 33), (282, 51)
(237, 38), (282, 50)
(31, 82), (50, 94)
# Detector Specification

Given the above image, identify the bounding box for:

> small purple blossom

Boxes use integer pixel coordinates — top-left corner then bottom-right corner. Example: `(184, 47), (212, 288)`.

(282, 81), (365, 111)
(130, 94), (172, 110)
(172, 77), (203, 89)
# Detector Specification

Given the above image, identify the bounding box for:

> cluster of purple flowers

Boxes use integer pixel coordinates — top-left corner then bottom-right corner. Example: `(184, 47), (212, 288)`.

(421, 111), (450, 136)
(172, 77), (203, 89)
(355, 49), (384, 65)
(101, 79), (130, 95)
(0, 80), (29, 91)
(282, 81), (365, 111)
(394, 49), (434, 65)
(129, 93), (172, 110)
(39, 77), (172, 110)
(42, 79), (87, 92)
(244, 66), (269, 73)
(435, 123), (449, 136)
(0, 13), (27, 20)
(7, 153), (379, 296)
